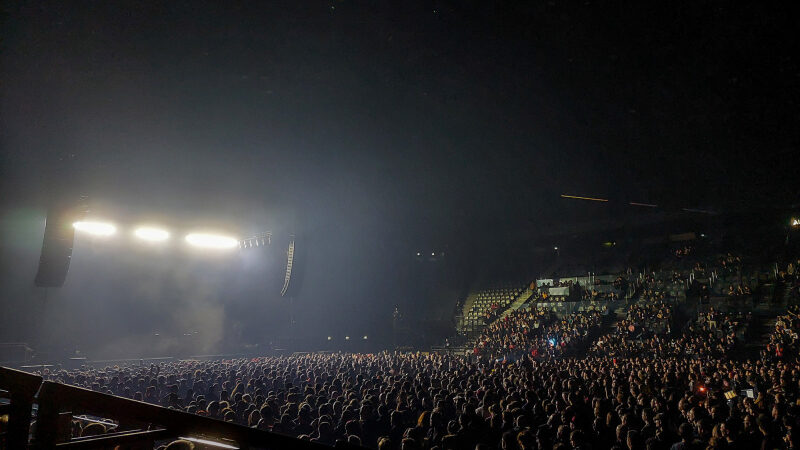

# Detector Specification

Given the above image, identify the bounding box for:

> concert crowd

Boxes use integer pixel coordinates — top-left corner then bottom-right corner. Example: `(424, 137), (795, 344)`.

(17, 256), (800, 449)
(36, 346), (800, 450)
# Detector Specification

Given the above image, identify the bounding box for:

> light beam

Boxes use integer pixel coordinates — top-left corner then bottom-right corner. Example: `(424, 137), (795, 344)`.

(185, 233), (239, 249)
(134, 227), (170, 242)
(73, 221), (116, 236)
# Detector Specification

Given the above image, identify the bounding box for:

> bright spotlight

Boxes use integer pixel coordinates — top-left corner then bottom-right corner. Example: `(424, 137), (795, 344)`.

(327, 336), (332, 341)
(73, 221), (116, 236)
(345, 336), (350, 340)
(185, 233), (238, 249)
(134, 227), (169, 242)
(792, 218), (800, 228)
(363, 335), (368, 340)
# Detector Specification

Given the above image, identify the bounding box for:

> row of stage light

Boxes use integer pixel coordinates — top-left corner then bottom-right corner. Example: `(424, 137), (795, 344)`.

(73, 220), (241, 249)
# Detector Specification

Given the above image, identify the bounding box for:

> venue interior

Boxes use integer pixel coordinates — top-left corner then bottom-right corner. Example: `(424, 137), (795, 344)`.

(1, 1), (799, 449)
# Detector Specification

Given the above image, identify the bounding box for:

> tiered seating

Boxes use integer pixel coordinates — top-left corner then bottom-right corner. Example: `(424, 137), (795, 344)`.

(764, 305), (800, 361)
(472, 307), (603, 358)
(461, 284), (525, 331)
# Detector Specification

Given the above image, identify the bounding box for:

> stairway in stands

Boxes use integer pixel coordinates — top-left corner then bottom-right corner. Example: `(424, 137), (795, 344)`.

(456, 292), (480, 331)
(741, 313), (779, 359)
(740, 280), (795, 358)
(595, 299), (631, 337)
(488, 287), (536, 325)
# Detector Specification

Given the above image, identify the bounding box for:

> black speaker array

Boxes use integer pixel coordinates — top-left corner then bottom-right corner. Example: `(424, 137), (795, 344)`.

(34, 197), (87, 288)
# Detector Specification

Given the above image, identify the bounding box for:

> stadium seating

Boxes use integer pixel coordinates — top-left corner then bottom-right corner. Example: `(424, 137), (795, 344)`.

(459, 283), (526, 332)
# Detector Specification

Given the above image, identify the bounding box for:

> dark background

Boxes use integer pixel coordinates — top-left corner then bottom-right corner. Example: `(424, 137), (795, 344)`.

(1, 1), (798, 357)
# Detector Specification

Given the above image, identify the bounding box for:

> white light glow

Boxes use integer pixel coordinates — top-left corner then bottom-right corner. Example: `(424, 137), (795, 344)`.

(345, 336), (350, 340)
(185, 233), (239, 249)
(134, 227), (170, 242)
(73, 221), (116, 236)
(363, 335), (368, 340)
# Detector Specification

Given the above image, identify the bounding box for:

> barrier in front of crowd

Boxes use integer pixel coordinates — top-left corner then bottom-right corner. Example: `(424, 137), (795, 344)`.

(524, 299), (625, 316)
(0, 366), (366, 449)
(0, 366), (42, 448)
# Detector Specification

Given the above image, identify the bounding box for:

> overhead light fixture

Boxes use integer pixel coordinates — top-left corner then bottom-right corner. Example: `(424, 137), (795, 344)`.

(560, 194), (608, 202)
(185, 233), (238, 249)
(134, 227), (170, 242)
(73, 221), (116, 236)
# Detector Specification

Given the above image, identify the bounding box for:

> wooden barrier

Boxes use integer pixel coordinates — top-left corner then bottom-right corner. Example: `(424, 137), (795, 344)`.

(0, 367), (42, 449)
(1, 365), (364, 449)
(33, 380), (361, 449)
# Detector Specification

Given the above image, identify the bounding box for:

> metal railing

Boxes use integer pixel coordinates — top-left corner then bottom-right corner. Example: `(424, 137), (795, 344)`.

(0, 366), (365, 449)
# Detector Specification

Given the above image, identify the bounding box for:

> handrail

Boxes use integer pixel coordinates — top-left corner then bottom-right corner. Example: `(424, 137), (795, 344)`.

(34, 380), (357, 449)
(0, 365), (365, 449)
(55, 429), (172, 448)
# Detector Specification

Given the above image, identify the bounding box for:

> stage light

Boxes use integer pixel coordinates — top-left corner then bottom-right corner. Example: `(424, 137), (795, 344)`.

(554, 246), (558, 250)
(363, 335), (368, 340)
(345, 336), (350, 340)
(134, 227), (169, 242)
(185, 233), (238, 249)
(327, 336), (332, 341)
(792, 218), (800, 228)
(73, 221), (116, 236)
(431, 252), (435, 256)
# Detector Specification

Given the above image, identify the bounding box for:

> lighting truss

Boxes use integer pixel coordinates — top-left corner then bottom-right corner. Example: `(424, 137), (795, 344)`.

(281, 236), (295, 297)
(238, 232), (272, 249)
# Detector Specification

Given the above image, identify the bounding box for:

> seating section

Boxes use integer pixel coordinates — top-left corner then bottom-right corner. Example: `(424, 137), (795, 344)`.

(460, 284), (524, 331)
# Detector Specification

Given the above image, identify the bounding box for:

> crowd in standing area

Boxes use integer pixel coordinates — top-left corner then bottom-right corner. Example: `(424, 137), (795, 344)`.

(13, 253), (800, 449)
(30, 348), (800, 450)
